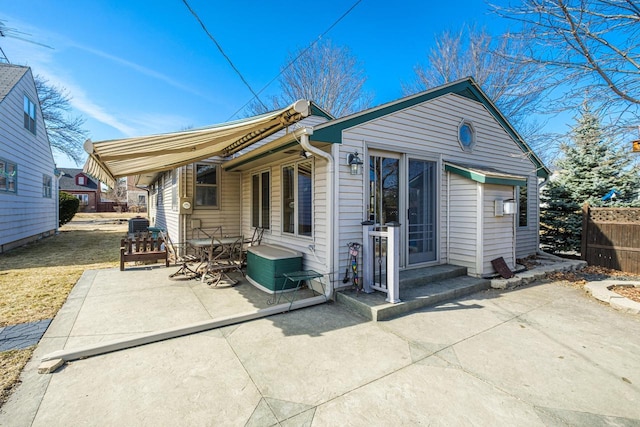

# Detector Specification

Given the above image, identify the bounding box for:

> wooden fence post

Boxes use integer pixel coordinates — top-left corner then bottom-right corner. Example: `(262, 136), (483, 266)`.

(581, 203), (589, 260)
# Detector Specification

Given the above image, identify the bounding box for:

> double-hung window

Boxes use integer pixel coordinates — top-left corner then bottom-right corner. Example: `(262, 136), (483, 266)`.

(0, 159), (17, 193)
(24, 95), (36, 134)
(195, 163), (219, 208)
(251, 170), (270, 229)
(282, 160), (312, 237)
(43, 174), (52, 198)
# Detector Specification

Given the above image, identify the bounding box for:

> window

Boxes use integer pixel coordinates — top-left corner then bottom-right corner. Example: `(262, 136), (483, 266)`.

(457, 120), (476, 152)
(195, 163), (219, 208)
(43, 174), (52, 198)
(251, 170), (270, 229)
(24, 95), (36, 134)
(75, 194), (89, 206)
(518, 184), (528, 227)
(282, 160), (312, 237)
(77, 175), (85, 186)
(157, 175), (164, 206)
(138, 194), (146, 205)
(171, 170), (177, 210)
(0, 159), (17, 193)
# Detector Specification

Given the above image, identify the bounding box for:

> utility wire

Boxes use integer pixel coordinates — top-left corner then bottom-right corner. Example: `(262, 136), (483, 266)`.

(182, 0), (268, 111)
(227, 0), (363, 119)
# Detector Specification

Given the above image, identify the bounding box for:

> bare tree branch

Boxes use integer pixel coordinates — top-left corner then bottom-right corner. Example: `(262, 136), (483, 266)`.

(491, 0), (640, 131)
(246, 40), (373, 118)
(34, 75), (88, 165)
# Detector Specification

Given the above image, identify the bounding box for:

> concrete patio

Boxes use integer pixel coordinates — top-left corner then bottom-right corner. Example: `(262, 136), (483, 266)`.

(1, 263), (640, 426)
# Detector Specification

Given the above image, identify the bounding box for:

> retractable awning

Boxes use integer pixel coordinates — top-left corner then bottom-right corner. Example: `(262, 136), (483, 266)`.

(83, 100), (310, 187)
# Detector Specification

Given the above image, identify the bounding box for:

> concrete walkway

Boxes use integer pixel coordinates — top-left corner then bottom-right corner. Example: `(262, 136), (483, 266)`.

(2, 265), (640, 426)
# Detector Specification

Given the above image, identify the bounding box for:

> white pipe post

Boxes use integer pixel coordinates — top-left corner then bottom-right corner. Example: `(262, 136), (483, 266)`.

(386, 223), (401, 303)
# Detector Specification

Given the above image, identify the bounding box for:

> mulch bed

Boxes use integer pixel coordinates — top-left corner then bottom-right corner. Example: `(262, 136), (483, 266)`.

(544, 264), (640, 304)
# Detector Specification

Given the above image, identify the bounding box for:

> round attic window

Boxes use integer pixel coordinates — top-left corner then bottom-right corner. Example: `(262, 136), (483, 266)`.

(458, 121), (476, 152)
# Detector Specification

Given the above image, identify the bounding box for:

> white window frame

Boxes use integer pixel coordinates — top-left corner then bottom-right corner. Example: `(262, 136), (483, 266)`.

(24, 95), (36, 135)
(194, 163), (219, 209)
(281, 159), (313, 237)
(43, 174), (52, 198)
(251, 169), (270, 229)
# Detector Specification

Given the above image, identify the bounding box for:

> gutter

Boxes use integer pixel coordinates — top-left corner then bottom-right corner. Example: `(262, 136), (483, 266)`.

(298, 128), (335, 300)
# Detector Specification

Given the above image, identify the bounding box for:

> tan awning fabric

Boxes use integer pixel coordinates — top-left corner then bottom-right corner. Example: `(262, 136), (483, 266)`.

(83, 100), (310, 187)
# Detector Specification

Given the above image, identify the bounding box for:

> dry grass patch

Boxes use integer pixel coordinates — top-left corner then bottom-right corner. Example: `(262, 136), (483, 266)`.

(0, 228), (124, 326)
(0, 347), (33, 406)
(1, 213), (131, 409)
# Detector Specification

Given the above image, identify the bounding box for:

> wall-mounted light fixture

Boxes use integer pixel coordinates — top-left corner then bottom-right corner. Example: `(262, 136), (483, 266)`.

(503, 199), (516, 215)
(347, 151), (363, 175)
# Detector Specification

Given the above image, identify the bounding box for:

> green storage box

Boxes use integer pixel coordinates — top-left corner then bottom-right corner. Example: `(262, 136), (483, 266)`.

(246, 245), (303, 294)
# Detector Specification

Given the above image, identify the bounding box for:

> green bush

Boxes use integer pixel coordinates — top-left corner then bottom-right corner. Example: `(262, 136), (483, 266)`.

(59, 191), (80, 226)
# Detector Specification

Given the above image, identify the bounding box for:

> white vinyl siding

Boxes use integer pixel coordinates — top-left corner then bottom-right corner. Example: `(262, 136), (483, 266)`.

(0, 66), (57, 252)
(240, 153), (328, 274)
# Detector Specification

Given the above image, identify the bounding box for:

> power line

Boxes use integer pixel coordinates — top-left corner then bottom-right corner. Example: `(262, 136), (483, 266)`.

(227, 0), (363, 119)
(182, 0), (268, 111)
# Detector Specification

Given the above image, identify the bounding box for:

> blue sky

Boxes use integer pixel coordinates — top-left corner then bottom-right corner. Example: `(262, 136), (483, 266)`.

(2, 0), (519, 167)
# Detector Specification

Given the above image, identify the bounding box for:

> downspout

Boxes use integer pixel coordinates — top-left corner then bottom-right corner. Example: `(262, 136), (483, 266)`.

(298, 128), (334, 299)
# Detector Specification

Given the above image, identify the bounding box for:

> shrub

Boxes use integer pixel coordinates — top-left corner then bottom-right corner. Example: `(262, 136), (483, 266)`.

(59, 191), (79, 226)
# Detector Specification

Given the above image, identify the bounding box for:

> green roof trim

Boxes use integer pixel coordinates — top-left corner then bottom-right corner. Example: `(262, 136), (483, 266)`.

(311, 78), (549, 180)
(445, 163), (528, 187)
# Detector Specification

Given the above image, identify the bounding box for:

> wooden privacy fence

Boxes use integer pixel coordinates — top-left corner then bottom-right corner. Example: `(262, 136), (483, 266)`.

(581, 204), (640, 274)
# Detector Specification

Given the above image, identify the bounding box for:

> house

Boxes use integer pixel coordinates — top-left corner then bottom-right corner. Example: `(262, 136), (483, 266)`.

(84, 77), (549, 296)
(0, 63), (58, 253)
(126, 176), (147, 212)
(58, 168), (101, 212)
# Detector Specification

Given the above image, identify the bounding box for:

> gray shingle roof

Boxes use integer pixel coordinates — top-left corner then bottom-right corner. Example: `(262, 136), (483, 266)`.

(0, 63), (29, 104)
(59, 168), (99, 191)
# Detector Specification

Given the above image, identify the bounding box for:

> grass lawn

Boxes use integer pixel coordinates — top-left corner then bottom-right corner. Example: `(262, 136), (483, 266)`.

(0, 213), (140, 406)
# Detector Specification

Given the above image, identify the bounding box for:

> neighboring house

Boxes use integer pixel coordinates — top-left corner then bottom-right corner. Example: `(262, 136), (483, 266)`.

(58, 168), (101, 212)
(84, 78), (549, 293)
(126, 176), (147, 212)
(0, 63), (58, 253)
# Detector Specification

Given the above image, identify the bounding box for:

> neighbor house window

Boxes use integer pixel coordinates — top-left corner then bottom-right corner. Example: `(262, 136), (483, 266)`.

(0, 159), (17, 193)
(138, 194), (146, 205)
(518, 184), (528, 227)
(77, 175), (85, 186)
(75, 194), (89, 206)
(24, 95), (36, 134)
(43, 174), (52, 198)
(251, 170), (270, 229)
(195, 163), (219, 208)
(282, 160), (312, 237)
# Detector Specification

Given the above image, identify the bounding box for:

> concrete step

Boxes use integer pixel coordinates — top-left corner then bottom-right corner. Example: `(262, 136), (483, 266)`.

(399, 264), (468, 289)
(336, 272), (490, 321)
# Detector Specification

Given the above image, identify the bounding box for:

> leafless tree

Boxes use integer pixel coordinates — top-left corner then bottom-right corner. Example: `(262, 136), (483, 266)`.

(247, 39), (374, 118)
(35, 75), (88, 164)
(491, 0), (640, 133)
(404, 25), (549, 149)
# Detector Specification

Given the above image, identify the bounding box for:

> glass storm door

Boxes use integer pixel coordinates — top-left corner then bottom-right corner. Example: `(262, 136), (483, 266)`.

(407, 159), (437, 264)
(368, 155), (400, 225)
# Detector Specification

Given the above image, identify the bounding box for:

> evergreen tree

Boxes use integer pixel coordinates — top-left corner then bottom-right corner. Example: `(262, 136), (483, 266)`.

(540, 104), (640, 253)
